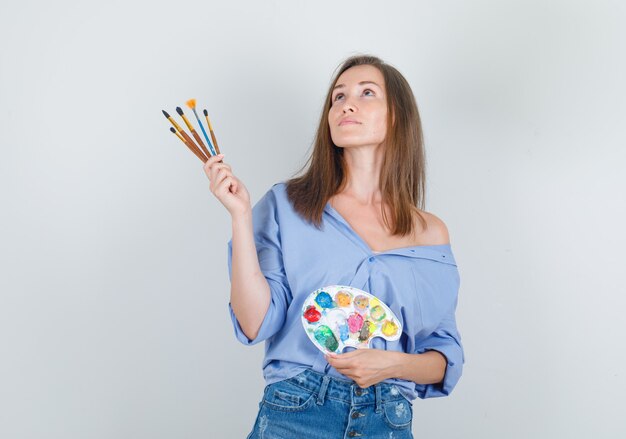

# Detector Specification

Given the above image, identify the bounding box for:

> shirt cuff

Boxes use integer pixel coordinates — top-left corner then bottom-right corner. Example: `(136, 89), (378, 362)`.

(228, 301), (273, 346)
(414, 343), (464, 399)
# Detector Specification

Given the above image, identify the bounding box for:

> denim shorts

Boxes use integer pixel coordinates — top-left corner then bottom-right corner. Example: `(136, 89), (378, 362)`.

(245, 368), (414, 438)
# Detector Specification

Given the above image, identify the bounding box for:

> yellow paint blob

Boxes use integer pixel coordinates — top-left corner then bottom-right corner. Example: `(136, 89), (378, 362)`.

(335, 291), (352, 307)
(381, 320), (398, 337)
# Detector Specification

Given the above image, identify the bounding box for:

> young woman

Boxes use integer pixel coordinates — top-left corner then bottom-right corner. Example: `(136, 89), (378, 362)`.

(204, 54), (465, 438)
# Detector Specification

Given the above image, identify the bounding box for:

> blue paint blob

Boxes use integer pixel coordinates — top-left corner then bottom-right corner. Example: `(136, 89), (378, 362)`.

(338, 323), (349, 341)
(315, 291), (334, 309)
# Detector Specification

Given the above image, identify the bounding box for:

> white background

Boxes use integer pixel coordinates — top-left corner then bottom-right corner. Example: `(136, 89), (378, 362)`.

(1, 0), (625, 437)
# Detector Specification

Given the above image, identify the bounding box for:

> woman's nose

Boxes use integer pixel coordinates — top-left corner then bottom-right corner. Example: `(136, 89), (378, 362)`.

(342, 102), (355, 113)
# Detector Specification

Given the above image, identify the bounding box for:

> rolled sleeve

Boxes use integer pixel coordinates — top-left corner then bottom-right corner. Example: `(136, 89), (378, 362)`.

(226, 188), (291, 346)
(413, 312), (465, 399)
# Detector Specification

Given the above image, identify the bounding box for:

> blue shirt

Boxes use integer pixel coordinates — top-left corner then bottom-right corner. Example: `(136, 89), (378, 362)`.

(227, 182), (465, 401)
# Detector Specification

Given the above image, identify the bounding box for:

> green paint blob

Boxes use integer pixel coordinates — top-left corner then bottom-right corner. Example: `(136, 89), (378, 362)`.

(314, 325), (339, 352)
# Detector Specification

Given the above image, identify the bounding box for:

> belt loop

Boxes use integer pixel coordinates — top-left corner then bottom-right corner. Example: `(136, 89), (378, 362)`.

(375, 384), (383, 413)
(316, 375), (331, 405)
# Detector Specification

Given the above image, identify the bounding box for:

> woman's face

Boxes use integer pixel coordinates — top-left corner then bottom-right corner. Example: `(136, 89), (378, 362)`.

(328, 65), (389, 149)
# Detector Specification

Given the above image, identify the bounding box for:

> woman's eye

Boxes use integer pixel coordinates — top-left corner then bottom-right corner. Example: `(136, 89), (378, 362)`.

(333, 89), (375, 102)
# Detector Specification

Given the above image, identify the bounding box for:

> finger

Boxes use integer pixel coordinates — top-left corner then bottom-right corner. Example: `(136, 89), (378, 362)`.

(226, 176), (238, 194)
(210, 169), (229, 193)
(326, 355), (356, 366)
(330, 365), (354, 374)
(330, 367), (354, 379)
(207, 163), (229, 182)
(335, 349), (362, 358)
(204, 154), (226, 177)
(328, 351), (355, 361)
(210, 162), (232, 174)
(215, 176), (235, 197)
(214, 168), (233, 185)
(203, 153), (224, 170)
(213, 170), (232, 191)
(211, 164), (235, 184)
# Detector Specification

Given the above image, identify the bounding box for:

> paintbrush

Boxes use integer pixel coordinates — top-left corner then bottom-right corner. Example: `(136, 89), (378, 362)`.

(169, 127), (207, 163)
(203, 109), (221, 155)
(162, 110), (208, 162)
(176, 107), (212, 160)
(186, 99), (217, 157)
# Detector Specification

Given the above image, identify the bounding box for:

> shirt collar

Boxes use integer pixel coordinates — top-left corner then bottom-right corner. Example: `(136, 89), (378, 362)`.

(324, 202), (456, 266)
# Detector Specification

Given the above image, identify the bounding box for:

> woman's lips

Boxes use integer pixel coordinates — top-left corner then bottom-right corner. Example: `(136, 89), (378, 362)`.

(339, 121), (361, 126)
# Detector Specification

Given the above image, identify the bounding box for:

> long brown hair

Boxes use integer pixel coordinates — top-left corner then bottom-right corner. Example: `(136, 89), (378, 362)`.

(285, 54), (427, 237)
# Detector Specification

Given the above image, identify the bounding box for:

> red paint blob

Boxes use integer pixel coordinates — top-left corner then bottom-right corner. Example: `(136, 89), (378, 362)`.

(304, 305), (321, 323)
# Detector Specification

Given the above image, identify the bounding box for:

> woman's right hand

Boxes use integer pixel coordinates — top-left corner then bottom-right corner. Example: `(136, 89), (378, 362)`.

(203, 154), (251, 218)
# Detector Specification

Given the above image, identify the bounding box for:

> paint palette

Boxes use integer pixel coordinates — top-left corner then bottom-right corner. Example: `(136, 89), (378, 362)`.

(301, 285), (402, 355)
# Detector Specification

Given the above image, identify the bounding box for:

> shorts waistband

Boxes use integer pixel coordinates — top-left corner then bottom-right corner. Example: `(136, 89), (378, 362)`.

(282, 368), (407, 407)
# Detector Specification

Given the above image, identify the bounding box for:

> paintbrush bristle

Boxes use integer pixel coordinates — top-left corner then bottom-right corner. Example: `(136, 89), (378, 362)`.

(203, 109), (208, 116)
(176, 106), (184, 115)
(162, 110), (170, 118)
(186, 99), (196, 109)
(170, 127), (176, 133)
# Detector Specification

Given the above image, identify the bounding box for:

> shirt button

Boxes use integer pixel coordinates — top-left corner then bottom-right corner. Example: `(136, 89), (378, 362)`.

(348, 432), (362, 437)
(351, 411), (361, 419)
(355, 388), (363, 396)
(368, 257), (375, 262)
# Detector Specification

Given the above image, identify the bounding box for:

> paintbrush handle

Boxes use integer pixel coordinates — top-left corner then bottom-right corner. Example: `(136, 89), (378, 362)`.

(179, 130), (208, 162)
(191, 129), (212, 159)
(192, 110), (217, 156)
(186, 140), (209, 163)
(209, 129), (221, 155)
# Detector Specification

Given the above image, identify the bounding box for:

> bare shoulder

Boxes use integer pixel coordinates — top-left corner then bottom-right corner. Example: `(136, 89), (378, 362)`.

(414, 209), (450, 245)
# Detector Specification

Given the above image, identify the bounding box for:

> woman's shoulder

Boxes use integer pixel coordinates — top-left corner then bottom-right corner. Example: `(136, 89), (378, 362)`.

(254, 181), (294, 216)
(413, 208), (451, 245)
(268, 181), (288, 194)
(267, 181), (289, 205)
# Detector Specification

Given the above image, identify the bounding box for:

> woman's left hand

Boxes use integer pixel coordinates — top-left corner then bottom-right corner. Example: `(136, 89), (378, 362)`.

(325, 349), (400, 388)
